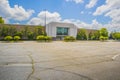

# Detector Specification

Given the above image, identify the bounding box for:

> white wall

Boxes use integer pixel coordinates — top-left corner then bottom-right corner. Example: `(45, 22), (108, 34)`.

(46, 22), (77, 37)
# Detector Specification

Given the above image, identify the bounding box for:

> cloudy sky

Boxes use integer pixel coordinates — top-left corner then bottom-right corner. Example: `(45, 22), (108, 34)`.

(0, 0), (120, 31)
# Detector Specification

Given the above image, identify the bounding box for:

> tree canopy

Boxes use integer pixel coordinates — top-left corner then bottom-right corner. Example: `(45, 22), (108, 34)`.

(77, 28), (87, 40)
(0, 17), (4, 24)
(112, 32), (120, 40)
(100, 28), (108, 37)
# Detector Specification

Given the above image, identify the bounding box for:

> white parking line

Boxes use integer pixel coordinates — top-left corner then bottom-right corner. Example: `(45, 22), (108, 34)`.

(112, 54), (120, 60)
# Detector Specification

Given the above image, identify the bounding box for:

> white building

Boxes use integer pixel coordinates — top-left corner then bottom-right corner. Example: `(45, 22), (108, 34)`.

(46, 22), (78, 39)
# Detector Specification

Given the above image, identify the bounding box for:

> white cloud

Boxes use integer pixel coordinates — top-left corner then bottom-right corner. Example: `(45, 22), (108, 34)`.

(105, 9), (120, 24)
(93, 0), (120, 31)
(28, 11), (61, 25)
(63, 19), (102, 29)
(63, 18), (120, 32)
(86, 0), (98, 8)
(28, 10), (120, 32)
(91, 19), (103, 29)
(93, 0), (120, 15)
(0, 0), (34, 22)
(65, 0), (84, 4)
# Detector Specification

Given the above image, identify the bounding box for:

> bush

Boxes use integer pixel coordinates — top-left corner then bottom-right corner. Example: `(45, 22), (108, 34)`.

(14, 36), (21, 41)
(36, 35), (52, 42)
(4, 36), (13, 41)
(44, 36), (52, 42)
(64, 36), (76, 42)
(36, 35), (44, 41)
(99, 36), (108, 41)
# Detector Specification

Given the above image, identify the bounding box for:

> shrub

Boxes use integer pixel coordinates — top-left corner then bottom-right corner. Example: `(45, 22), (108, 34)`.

(36, 35), (44, 41)
(99, 36), (108, 41)
(44, 36), (52, 42)
(104, 37), (108, 40)
(14, 36), (21, 41)
(36, 35), (52, 42)
(64, 36), (76, 42)
(4, 36), (13, 41)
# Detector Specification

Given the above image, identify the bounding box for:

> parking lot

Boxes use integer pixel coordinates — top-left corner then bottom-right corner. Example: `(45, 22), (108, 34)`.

(0, 41), (120, 80)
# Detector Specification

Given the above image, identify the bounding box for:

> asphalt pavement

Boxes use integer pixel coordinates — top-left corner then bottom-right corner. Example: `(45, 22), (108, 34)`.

(0, 41), (120, 80)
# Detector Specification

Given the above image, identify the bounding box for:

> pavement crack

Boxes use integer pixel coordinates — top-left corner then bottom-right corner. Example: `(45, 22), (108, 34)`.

(27, 53), (35, 80)
(112, 54), (120, 61)
(36, 67), (93, 80)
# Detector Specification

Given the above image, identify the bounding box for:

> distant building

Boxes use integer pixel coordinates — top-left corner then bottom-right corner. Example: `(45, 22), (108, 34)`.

(0, 22), (98, 40)
(46, 22), (77, 39)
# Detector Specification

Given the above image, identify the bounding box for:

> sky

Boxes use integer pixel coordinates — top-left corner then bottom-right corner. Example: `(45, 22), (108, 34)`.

(0, 0), (120, 32)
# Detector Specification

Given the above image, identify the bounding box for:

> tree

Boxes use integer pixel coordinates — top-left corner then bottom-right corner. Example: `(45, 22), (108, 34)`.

(77, 29), (87, 40)
(14, 31), (23, 38)
(36, 26), (44, 35)
(22, 26), (29, 39)
(27, 31), (34, 40)
(112, 32), (120, 40)
(1, 26), (9, 37)
(8, 26), (17, 36)
(100, 28), (108, 37)
(88, 30), (100, 40)
(94, 30), (100, 40)
(88, 32), (95, 40)
(0, 17), (4, 24)
(99, 28), (108, 41)
(88, 32), (93, 40)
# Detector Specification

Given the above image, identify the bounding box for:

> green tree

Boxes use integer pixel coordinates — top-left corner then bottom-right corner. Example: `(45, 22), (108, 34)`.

(14, 31), (23, 38)
(99, 28), (108, 41)
(8, 26), (17, 36)
(0, 17), (4, 24)
(77, 29), (87, 40)
(94, 31), (100, 40)
(88, 32), (94, 40)
(27, 31), (34, 40)
(112, 32), (120, 40)
(100, 28), (108, 37)
(1, 26), (9, 37)
(36, 26), (44, 35)
(22, 26), (29, 39)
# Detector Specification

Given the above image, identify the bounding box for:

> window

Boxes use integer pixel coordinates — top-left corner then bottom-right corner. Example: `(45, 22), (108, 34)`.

(57, 27), (69, 35)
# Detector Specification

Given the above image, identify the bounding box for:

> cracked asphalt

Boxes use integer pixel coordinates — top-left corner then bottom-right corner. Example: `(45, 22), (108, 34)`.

(0, 41), (120, 80)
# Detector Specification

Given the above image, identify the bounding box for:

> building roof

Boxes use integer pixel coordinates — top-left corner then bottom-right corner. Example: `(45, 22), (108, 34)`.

(47, 22), (75, 25)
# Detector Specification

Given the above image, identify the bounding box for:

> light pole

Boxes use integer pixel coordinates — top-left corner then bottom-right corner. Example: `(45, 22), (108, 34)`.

(44, 9), (47, 36)
(44, 9), (46, 27)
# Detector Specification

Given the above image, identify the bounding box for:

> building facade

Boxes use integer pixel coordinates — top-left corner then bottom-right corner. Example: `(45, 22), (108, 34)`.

(46, 22), (77, 39)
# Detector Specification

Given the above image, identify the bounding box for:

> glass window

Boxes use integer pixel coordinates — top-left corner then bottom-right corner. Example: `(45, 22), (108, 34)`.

(57, 27), (69, 35)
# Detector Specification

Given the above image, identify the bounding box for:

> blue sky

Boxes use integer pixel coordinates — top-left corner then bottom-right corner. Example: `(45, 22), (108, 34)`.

(9, 0), (109, 24)
(0, 0), (120, 31)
